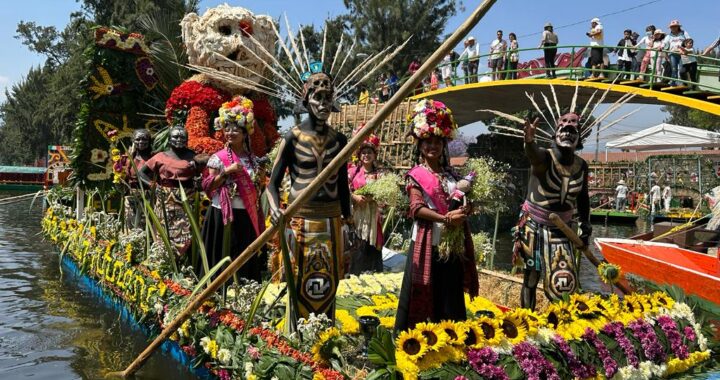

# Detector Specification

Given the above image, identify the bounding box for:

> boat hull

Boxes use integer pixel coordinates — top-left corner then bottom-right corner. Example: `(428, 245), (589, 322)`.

(590, 210), (639, 224)
(595, 238), (720, 304)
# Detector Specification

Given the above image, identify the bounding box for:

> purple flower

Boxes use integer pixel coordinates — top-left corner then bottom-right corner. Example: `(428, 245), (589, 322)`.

(628, 319), (666, 363)
(602, 322), (639, 368)
(684, 326), (697, 343)
(454, 376), (469, 380)
(553, 334), (596, 379)
(217, 369), (231, 380)
(467, 347), (509, 380)
(512, 342), (561, 380)
(582, 328), (618, 378)
(657, 315), (689, 360)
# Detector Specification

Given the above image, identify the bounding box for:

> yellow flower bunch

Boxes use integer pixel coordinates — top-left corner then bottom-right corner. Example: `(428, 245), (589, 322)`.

(310, 327), (341, 365)
(665, 350), (711, 376)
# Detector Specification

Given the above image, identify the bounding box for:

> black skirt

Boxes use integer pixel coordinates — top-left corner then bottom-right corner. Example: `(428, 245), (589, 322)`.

(200, 206), (262, 282)
(348, 239), (384, 275)
(394, 241), (466, 332)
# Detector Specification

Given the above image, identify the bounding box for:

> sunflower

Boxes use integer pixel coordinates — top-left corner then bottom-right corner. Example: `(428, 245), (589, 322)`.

(509, 308), (544, 336)
(543, 300), (577, 329)
(395, 329), (429, 362)
(437, 320), (468, 346)
(570, 293), (600, 319)
(414, 322), (449, 352)
(469, 316), (503, 347)
(649, 291), (675, 311)
(335, 309), (360, 334)
(465, 294), (502, 317)
(620, 294), (646, 320)
(499, 312), (528, 344)
(311, 327), (341, 365)
(379, 316), (395, 329)
(597, 262), (622, 285)
(595, 294), (621, 319)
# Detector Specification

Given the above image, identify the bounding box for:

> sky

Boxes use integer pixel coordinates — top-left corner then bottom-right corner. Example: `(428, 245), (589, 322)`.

(1, 0), (719, 151)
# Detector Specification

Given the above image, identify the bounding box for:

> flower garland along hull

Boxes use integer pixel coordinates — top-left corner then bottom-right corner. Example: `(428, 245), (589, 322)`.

(41, 206), (343, 380)
(386, 292), (713, 380)
(42, 202), (715, 380)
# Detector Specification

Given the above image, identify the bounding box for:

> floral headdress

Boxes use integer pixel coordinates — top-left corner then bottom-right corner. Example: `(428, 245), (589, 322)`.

(353, 123), (380, 151)
(214, 95), (255, 135)
(407, 99), (458, 140)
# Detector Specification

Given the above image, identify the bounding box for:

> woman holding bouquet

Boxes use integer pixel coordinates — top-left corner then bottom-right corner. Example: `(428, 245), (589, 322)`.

(201, 96), (265, 282)
(348, 126), (385, 274)
(394, 100), (479, 332)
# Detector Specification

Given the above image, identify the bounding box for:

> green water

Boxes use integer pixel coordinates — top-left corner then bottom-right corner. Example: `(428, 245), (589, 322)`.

(0, 192), (197, 379)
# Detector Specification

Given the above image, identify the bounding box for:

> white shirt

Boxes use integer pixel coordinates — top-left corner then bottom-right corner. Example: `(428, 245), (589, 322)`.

(589, 24), (604, 46)
(650, 185), (661, 200)
(461, 43), (479, 60)
(490, 39), (506, 60)
(616, 185), (628, 198)
(618, 39), (633, 62)
(665, 30), (690, 52)
(207, 154), (254, 209)
(662, 186), (672, 198)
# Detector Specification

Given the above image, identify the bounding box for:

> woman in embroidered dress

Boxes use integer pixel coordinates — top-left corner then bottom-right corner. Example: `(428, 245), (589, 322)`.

(348, 126), (384, 274)
(394, 99), (479, 332)
(201, 96), (265, 281)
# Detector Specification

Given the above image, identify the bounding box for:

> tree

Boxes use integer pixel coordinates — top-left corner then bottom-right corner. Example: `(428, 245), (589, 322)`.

(343, 0), (459, 78)
(662, 105), (720, 131)
(0, 67), (53, 165)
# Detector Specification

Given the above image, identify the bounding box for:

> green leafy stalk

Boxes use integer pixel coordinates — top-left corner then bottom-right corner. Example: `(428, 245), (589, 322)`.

(278, 215), (300, 335)
(189, 256), (231, 299)
(178, 183), (210, 278)
(143, 198), (179, 273)
(242, 279), (271, 339)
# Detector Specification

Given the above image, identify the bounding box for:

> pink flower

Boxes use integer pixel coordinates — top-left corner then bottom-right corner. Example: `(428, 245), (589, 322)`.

(247, 345), (261, 360)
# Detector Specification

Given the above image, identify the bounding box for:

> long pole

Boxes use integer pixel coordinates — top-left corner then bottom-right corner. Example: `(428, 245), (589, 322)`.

(108, 1), (498, 377)
(549, 213), (631, 294)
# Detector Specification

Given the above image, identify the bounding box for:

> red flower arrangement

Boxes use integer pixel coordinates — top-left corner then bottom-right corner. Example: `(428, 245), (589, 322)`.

(185, 106), (225, 154)
(165, 81), (230, 123)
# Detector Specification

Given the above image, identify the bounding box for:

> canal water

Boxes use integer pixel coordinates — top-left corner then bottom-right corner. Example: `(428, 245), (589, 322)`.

(0, 193), (197, 380)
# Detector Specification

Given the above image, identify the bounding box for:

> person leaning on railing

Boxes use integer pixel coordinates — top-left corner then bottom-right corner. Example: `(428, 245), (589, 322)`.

(507, 32), (520, 80)
(539, 22), (558, 78)
(614, 29), (637, 80)
(702, 35), (720, 81)
(678, 39), (698, 88)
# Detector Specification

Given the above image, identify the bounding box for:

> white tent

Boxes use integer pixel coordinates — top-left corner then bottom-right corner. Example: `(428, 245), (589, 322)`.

(605, 123), (720, 151)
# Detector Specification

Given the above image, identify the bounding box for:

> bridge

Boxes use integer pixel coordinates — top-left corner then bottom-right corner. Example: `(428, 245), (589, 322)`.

(401, 44), (720, 125)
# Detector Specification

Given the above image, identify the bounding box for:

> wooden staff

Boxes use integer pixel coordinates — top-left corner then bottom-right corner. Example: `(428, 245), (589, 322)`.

(107, 1), (498, 377)
(549, 213), (631, 294)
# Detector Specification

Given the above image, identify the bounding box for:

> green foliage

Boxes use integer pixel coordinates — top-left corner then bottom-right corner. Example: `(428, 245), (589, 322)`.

(662, 105), (720, 132)
(343, 0), (459, 78)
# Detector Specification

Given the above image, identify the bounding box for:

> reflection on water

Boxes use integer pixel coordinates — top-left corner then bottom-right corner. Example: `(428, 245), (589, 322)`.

(0, 192), (196, 380)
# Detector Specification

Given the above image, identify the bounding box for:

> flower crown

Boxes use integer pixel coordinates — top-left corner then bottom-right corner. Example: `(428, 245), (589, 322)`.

(407, 99), (458, 140)
(353, 123), (380, 150)
(214, 96), (255, 134)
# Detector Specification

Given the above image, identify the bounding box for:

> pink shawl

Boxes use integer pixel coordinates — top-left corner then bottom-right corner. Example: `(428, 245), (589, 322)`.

(202, 149), (264, 236)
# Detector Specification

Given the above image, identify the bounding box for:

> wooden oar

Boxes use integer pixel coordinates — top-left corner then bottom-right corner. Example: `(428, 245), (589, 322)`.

(0, 192), (41, 205)
(591, 200), (612, 211)
(106, 1), (498, 377)
(549, 213), (631, 294)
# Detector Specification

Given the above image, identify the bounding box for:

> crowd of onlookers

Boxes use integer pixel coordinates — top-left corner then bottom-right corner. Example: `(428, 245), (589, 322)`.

(358, 18), (720, 102)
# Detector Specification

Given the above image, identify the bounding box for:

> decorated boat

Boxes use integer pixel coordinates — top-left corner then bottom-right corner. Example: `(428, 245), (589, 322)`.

(590, 209), (639, 224)
(595, 237), (720, 305)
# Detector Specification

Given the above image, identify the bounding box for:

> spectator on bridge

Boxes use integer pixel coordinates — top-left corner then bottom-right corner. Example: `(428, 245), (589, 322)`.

(649, 29), (669, 82)
(636, 25), (656, 79)
(665, 20), (690, 86)
(460, 36), (480, 82)
(430, 69), (440, 91)
(441, 52), (454, 87)
(408, 58), (420, 75)
(358, 85), (369, 104)
(387, 72), (399, 97)
(586, 17), (605, 78)
(539, 22), (558, 78)
(507, 32), (520, 79)
(489, 30), (507, 81)
(702, 35), (720, 81)
(615, 180), (629, 211)
(631, 31), (641, 75)
(614, 29), (637, 80)
(678, 39), (698, 88)
(450, 50), (460, 82)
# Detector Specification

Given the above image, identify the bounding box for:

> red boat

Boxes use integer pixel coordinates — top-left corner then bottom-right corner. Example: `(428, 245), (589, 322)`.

(595, 238), (720, 305)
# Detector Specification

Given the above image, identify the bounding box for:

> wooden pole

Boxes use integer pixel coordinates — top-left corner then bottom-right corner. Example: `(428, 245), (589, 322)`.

(548, 213), (631, 294)
(108, 1), (498, 377)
